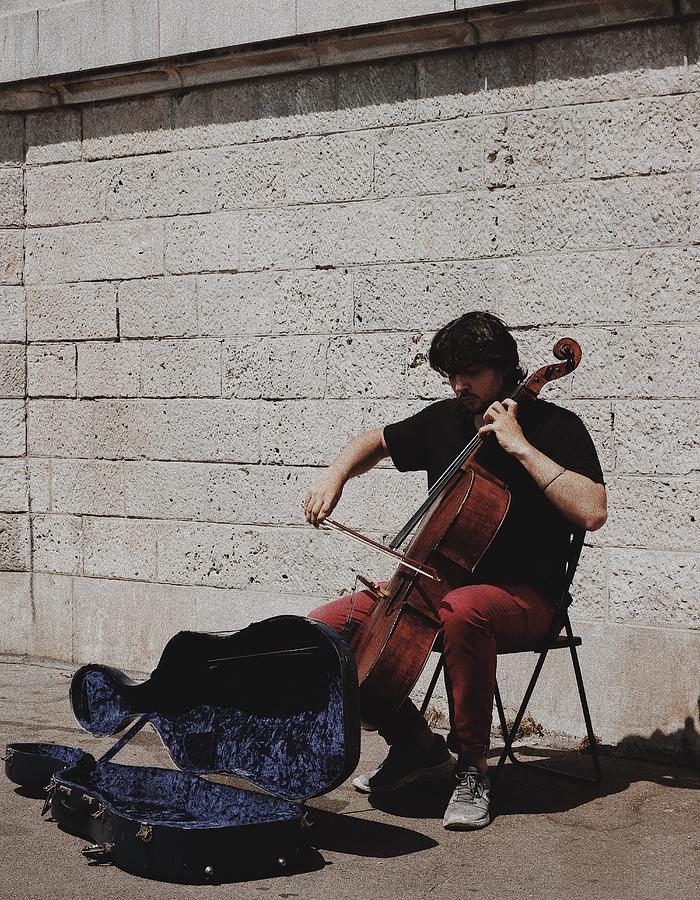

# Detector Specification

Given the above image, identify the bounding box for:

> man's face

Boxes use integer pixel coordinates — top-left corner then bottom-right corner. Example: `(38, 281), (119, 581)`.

(448, 365), (507, 414)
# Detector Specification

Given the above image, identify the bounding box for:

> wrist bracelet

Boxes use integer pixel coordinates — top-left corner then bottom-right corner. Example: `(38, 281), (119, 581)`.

(543, 468), (567, 491)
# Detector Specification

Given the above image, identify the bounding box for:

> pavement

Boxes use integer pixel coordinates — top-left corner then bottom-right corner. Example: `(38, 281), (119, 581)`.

(0, 659), (698, 900)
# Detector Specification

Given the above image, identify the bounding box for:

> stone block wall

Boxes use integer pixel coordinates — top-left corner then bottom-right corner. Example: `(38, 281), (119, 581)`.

(0, 16), (698, 753)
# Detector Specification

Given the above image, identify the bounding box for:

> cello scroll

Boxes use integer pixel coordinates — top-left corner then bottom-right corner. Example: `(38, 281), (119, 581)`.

(519, 338), (581, 400)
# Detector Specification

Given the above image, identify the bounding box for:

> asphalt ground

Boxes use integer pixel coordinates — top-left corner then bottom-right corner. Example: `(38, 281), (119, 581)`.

(1, 659), (698, 900)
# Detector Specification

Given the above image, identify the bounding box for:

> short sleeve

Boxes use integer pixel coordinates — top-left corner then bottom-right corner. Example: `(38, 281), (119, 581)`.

(546, 411), (605, 485)
(383, 407), (432, 472)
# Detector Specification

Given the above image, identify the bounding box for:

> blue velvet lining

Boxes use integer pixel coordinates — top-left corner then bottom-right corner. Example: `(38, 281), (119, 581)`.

(71, 618), (353, 801)
(57, 762), (299, 828)
(11, 743), (87, 765)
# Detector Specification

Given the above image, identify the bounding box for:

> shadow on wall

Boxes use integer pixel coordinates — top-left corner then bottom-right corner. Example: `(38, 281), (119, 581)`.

(19, 17), (696, 151)
(610, 696), (700, 767)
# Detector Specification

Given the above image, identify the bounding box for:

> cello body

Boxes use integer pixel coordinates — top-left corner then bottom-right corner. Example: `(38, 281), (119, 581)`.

(353, 460), (510, 727)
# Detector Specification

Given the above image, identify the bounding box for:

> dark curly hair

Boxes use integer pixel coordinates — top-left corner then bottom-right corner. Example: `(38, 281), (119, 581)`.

(429, 311), (526, 387)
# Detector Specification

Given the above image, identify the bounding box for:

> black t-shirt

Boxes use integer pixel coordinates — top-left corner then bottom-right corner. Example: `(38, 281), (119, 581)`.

(383, 397), (604, 600)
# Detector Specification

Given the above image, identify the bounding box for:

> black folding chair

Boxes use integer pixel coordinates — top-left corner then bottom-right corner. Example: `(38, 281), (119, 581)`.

(419, 528), (602, 784)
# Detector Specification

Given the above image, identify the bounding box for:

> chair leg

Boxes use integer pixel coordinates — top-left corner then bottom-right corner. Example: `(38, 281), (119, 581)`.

(492, 640), (602, 785)
(419, 653), (444, 717)
(565, 619), (602, 783)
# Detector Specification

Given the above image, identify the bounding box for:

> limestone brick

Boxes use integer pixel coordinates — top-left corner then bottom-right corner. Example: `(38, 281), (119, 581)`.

(614, 400), (699, 475)
(632, 248), (700, 322)
(586, 95), (699, 179)
(0, 229), (23, 284)
(0, 512), (30, 569)
(196, 273), (271, 336)
(565, 400), (615, 474)
(268, 270), (353, 335)
(223, 335), (324, 400)
(0, 169), (23, 227)
(27, 458), (51, 512)
(532, 22), (688, 108)
(170, 70), (336, 150)
(106, 152), (216, 220)
(124, 460), (423, 533)
(165, 212), (239, 275)
(374, 119), (483, 198)
(27, 399), (94, 458)
(77, 341), (140, 398)
(83, 515), (157, 580)
(83, 94), (173, 160)
(160, 0), (295, 58)
(24, 574), (73, 661)
(52, 459), (124, 516)
(524, 175), (690, 252)
(37, 0), (159, 79)
(568, 546), (609, 621)
(497, 619), (700, 744)
(118, 277), (198, 339)
(26, 282), (117, 341)
(336, 58), (417, 130)
(260, 398), (424, 465)
(0, 572), (32, 656)
(140, 338), (221, 397)
(610, 549), (698, 629)
(0, 286), (25, 341)
(213, 133), (373, 209)
(416, 42), (535, 120)
(156, 520), (384, 595)
(484, 107), (587, 187)
(31, 513), (82, 574)
(0, 400), (25, 456)
(241, 199), (423, 270)
(25, 220), (165, 284)
(261, 399), (364, 466)
(0, 115), (24, 167)
(27, 342), (75, 397)
(0, 10), (37, 84)
(0, 460), (28, 512)
(25, 162), (106, 226)
(405, 331), (442, 400)
(92, 399), (259, 462)
(298, 0), (454, 33)
(590, 476), (700, 552)
(414, 191), (525, 260)
(569, 325), (699, 400)
(198, 269), (353, 339)
(194, 588), (325, 635)
(26, 108), (81, 165)
(72, 575), (196, 670)
(326, 333), (405, 399)
(0, 343), (25, 397)
(358, 254), (632, 341)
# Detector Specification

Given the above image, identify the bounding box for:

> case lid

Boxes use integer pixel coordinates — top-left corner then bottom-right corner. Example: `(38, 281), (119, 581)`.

(70, 616), (360, 802)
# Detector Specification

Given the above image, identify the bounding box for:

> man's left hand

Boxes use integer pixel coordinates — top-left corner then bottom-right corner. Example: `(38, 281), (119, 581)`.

(478, 399), (531, 458)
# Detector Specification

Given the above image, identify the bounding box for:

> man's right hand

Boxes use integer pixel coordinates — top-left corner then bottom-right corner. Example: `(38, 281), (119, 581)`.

(303, 471), (345, 527)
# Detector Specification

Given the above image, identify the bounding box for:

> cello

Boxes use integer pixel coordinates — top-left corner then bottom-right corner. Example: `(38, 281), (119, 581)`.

(328, 337), (582, 728)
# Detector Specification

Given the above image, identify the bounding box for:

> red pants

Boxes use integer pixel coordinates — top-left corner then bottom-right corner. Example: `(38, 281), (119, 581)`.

(308, 582), (555, 759)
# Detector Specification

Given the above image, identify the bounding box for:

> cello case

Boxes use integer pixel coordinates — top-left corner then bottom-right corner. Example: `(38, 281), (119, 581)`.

(5, 615), (360, 884)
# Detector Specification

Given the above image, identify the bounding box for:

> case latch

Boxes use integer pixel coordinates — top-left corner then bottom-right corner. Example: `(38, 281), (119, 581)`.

(81, 843), (113, 863)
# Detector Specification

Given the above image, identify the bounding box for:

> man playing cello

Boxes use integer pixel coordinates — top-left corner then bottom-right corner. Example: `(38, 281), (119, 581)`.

(304, 312), (607, 829)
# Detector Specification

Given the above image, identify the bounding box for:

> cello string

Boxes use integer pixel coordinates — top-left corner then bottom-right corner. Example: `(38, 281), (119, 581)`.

(389, 377), (532, 549)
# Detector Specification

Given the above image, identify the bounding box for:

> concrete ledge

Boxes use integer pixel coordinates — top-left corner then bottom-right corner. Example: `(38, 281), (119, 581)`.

(0, 0), (682, 112)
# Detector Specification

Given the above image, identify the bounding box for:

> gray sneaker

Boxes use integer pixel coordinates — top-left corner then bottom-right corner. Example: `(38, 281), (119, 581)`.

(442, 767), (491, 830)
(353, 735), (455, 794)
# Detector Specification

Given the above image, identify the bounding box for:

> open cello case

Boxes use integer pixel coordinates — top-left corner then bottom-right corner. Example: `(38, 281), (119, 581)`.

(5, 615), (360, 883)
